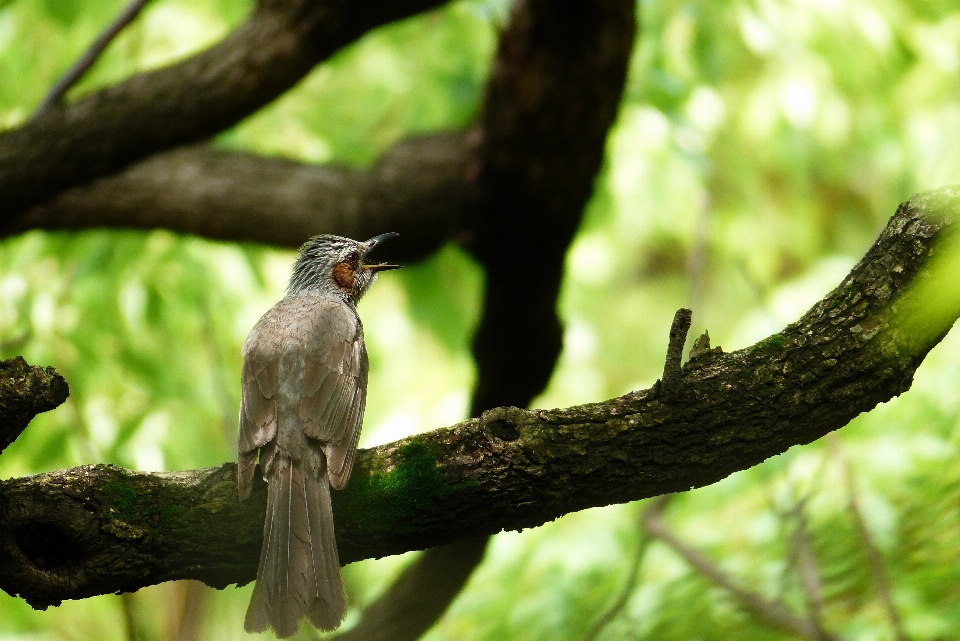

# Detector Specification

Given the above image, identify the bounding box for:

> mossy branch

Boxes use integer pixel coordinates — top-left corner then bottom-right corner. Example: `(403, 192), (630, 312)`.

(1, 187), (959, 609)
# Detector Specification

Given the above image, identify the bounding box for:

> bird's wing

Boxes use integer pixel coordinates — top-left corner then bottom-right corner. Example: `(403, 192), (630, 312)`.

(322, 345), (368, 490)
(237, 306), (283, 498)
(297, 299), (368, 490)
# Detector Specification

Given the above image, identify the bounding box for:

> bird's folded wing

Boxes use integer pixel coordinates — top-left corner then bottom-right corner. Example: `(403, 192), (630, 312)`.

(237, 307), (283, 497)
(297, 300), (369, 489)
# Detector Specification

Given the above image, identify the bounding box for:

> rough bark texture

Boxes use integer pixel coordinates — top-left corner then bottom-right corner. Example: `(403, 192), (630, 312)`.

(0, 0), (449, 221)
(662, 308), (693, 390)
(0, 358), (69, 456)
(1, 187), (957, 609)
(13, 134), (471, 262)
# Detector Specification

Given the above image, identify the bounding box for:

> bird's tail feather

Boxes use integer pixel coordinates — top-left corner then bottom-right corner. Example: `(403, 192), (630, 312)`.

(245, 455), (346, 637)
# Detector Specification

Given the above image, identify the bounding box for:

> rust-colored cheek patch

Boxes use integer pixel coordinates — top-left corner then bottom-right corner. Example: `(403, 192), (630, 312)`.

(331, 262), (355, 293)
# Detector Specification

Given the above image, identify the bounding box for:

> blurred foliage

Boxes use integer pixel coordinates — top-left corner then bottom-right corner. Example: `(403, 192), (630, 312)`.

(2, 0), (960, 639)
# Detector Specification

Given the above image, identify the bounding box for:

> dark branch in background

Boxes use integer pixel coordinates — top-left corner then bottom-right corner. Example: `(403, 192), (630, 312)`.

(581, 503), (657, 641)
(120, 593), (139, 641)
(33, 0), (153, 118)
(0, 357), (69, 455)
(330, 538), (488, 641)
(333, 1), (637, 637)
(827, 434), (911, 641)
(169, 580), (208, 641)
(641, 498), (842, 641)
(468, 0), (635, 413)
(1, 189), (958, 609)
(0, 0), (451, 220)
(13, 134), (471, 263)
(789, 499), (837, 641)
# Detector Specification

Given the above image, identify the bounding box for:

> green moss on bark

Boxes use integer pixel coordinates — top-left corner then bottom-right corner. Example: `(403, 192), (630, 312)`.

(337, 440), (465, 537)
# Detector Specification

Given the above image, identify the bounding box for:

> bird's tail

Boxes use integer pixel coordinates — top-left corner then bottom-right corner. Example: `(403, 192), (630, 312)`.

(244, 455), (346, 638)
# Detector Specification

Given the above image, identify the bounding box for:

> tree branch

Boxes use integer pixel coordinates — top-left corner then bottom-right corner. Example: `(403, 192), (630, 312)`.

(788, 498), (838, 641)
(33, 0), (154, 118)
(641, 497), (840, 641)
(581, 503), (656, 641)
(468, 0), (636, 412)
(827, 434), (911, 641)
(662, 308), (692, 390)
(330, 537), (489, 641)
(12, 134), (472, 262)
(0, 357), (69, 456)
(1, 187), (958, 609)
(0, 0), (451, 221)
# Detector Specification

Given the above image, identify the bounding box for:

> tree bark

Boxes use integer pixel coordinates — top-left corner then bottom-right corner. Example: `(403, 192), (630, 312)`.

(0, 358), (69, 456)
(0, 0), (450, 221)
(1, 187), (957, 609)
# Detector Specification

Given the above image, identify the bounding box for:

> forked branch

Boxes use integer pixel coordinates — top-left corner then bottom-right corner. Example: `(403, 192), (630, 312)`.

(0, 0), (451, 220)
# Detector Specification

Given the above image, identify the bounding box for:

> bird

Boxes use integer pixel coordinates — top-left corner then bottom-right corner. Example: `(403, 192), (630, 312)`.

(237, 232), (401, 638)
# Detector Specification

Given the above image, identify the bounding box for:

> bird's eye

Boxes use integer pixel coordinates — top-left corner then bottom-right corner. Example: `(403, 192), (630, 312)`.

(346, 251), (360, 265)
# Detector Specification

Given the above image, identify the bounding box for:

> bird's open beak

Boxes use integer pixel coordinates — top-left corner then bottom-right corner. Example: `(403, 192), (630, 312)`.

(363, 232), (401, 271)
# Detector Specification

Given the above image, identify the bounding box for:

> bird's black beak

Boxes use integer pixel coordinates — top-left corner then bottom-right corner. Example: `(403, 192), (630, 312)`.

(363, 232), (402, 271)
(364, 232), (399, 251)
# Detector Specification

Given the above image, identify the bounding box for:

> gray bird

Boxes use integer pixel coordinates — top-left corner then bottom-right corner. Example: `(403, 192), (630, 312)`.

(237, 233), (400, 638)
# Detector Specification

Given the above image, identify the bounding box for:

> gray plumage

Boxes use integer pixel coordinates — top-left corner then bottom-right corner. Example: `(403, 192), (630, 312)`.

(238, 233), (399, 638)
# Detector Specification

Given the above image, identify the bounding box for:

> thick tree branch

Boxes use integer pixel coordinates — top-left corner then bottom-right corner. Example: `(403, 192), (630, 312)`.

(0, 357), (69, 456)
(468, 0), (636, 412)
(0, 0), (450, 221)
(1, 187), (958, 609)
(13, 134), (471, 262)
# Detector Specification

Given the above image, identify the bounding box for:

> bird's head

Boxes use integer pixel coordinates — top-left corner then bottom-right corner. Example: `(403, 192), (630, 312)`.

(288, 232), (401, 301)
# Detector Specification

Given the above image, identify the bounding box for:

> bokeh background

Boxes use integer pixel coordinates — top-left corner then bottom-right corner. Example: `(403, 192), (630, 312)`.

(2, 0), (960, 639)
